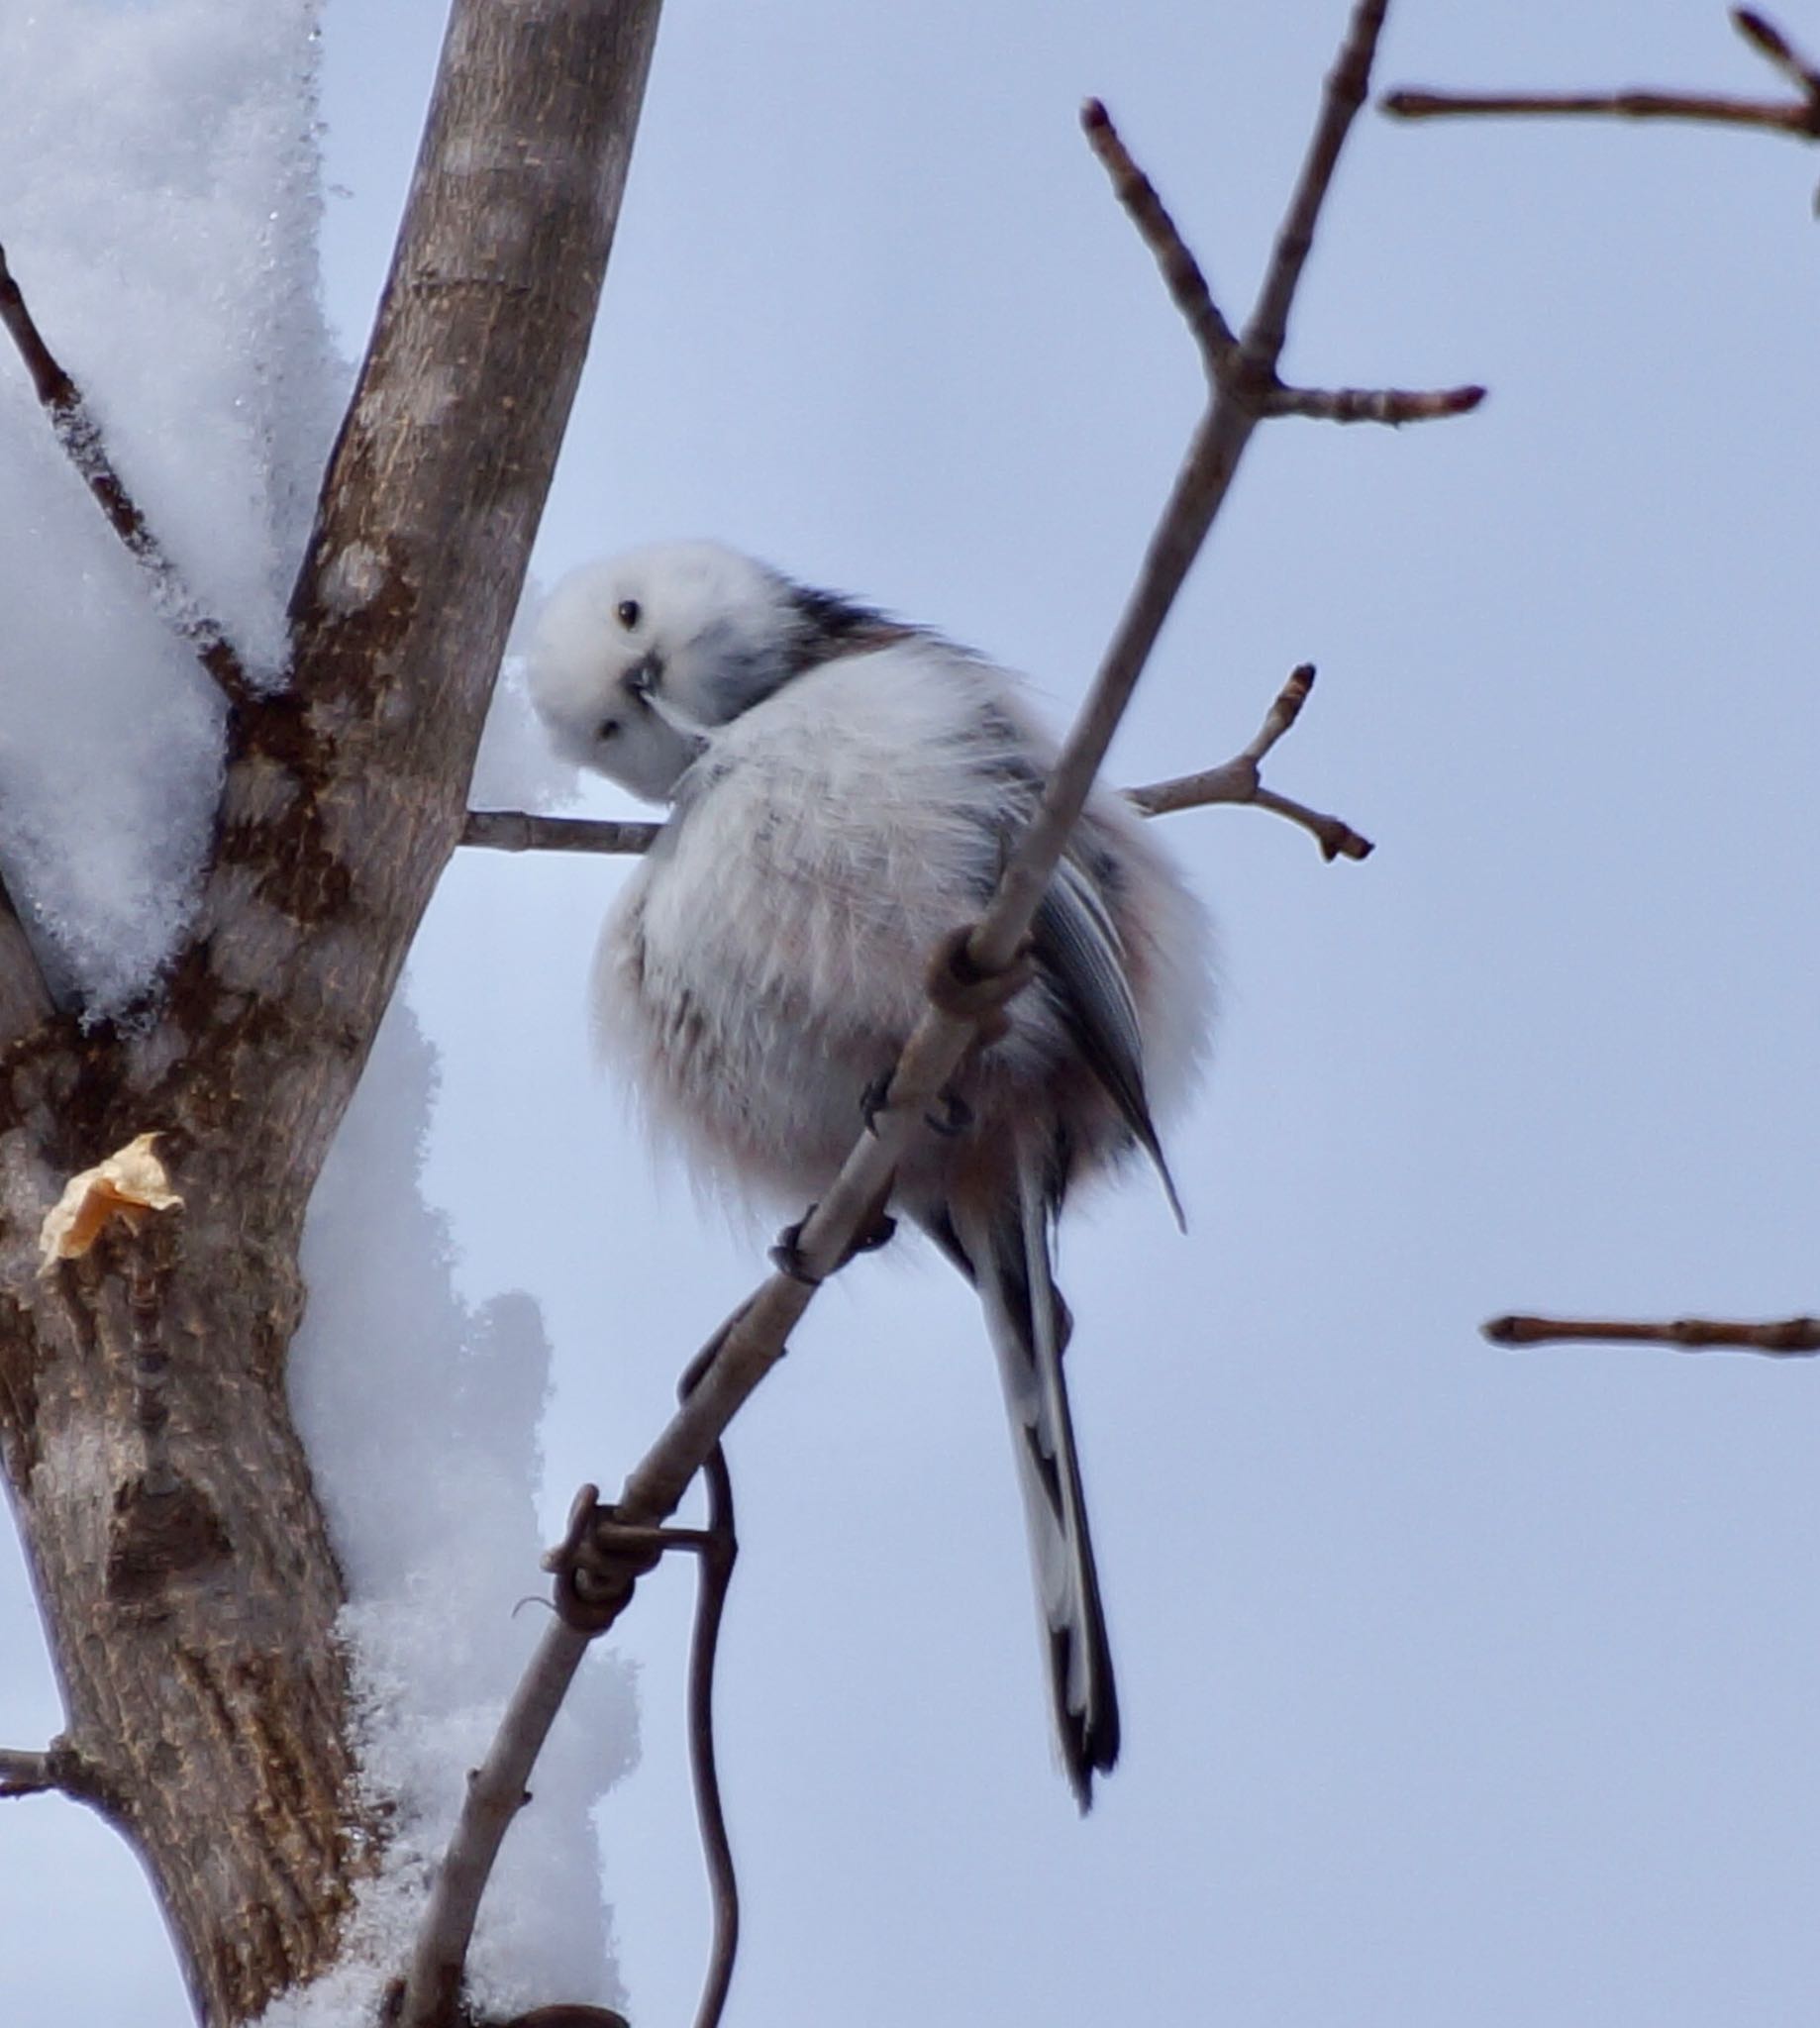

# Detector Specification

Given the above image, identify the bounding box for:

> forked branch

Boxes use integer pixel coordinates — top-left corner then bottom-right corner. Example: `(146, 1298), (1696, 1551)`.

(401, 4), (1473, 2021)
(1124, 663), (1373, 861)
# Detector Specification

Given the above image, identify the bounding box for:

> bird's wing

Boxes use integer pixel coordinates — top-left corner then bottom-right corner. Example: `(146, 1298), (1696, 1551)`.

(1032, 847), (1185, 1228)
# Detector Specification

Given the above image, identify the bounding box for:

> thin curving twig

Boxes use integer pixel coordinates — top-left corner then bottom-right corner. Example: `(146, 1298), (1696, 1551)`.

(686, 1442), (739, 2028)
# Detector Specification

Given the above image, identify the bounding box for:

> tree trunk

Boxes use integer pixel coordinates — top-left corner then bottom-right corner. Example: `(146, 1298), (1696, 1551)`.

(0, 1), (663, 2018)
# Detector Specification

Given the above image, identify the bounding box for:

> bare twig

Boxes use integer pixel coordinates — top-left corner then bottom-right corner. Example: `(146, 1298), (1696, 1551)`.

(408, 3), (1473, 2010)
(0, 1738), (112, 1807)
(1243, 2), (1381, 366)
(1485, 1312), (1820, 1355)
(459, 811), (661, 856)
(0, 243), (255, 709)
(503, 2009), (631, 2028)
(1266, 380), (1484, 424)
(465, 663), (1376, 864)
(397, 1618), (591, 2025)
(1383, 7), (1820, 146)
(1383, 84), (1820, 136)
(1736, 5), (1820, 95)
(1126, 663), (1374, 859)
(0, 1748), (57, 1798)
(1079, 99), (1239, 374)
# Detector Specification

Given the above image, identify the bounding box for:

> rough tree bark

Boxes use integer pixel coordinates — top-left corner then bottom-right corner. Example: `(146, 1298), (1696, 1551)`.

(0, 3), (661, 2021)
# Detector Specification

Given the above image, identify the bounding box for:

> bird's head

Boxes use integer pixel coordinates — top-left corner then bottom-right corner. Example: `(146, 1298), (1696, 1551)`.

(527, 542), (807, 804)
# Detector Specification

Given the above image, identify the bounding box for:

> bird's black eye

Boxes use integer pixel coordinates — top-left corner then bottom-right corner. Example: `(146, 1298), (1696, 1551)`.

(616, 599), (641, 631)
(598, 718), (620, 742)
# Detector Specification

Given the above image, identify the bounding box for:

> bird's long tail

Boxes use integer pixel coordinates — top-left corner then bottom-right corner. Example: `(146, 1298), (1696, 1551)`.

(950, 1174), (1120, 1808)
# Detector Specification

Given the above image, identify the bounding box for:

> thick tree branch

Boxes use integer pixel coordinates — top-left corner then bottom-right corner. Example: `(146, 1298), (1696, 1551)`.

(1484, 1312), (1820, 1355)
(149, 0), (667, 1185)
(404, 3), (1470, 2014)
(463, 664), (1375, 863)
(1382, 8), (1820, 149)
(0, 4), (665, 2024)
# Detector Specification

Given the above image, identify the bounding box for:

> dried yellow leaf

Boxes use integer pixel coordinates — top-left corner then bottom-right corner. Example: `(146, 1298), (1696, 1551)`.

(39, 1132), (183, 1268)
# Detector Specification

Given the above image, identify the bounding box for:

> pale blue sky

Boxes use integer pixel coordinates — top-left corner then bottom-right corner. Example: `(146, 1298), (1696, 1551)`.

(5, 2), (1818, 2023)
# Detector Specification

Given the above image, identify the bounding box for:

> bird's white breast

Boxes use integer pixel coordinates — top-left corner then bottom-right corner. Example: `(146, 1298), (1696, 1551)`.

(595, 639), (1040, 1197)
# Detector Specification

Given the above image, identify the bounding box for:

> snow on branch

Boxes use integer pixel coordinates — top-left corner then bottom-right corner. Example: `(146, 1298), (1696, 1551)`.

(0, 242), (255, 710)
(399, 4), (1474, 2021)
(1383, 8), (1820, 162)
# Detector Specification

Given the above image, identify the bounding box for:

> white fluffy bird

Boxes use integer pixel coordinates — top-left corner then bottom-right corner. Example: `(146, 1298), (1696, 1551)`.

(530, 541), (1211, 1806)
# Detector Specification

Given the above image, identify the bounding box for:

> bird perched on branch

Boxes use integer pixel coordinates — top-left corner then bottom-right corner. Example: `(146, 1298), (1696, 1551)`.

(529, 541), (1211, 1807)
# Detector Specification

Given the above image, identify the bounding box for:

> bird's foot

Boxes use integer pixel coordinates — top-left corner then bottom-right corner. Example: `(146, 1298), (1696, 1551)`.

(924, 923), (1036, 1044)
(863, 1065), (972, 1140)
(769, 1209), (820, 1284)
(859, 1069), (895, 1135)
(923, 1087), (973, 1137)
(769, 1202), (899, 1284)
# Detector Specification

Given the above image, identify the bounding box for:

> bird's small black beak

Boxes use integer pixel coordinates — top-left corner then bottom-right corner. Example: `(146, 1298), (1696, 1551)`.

(622, 651), (664, 703)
